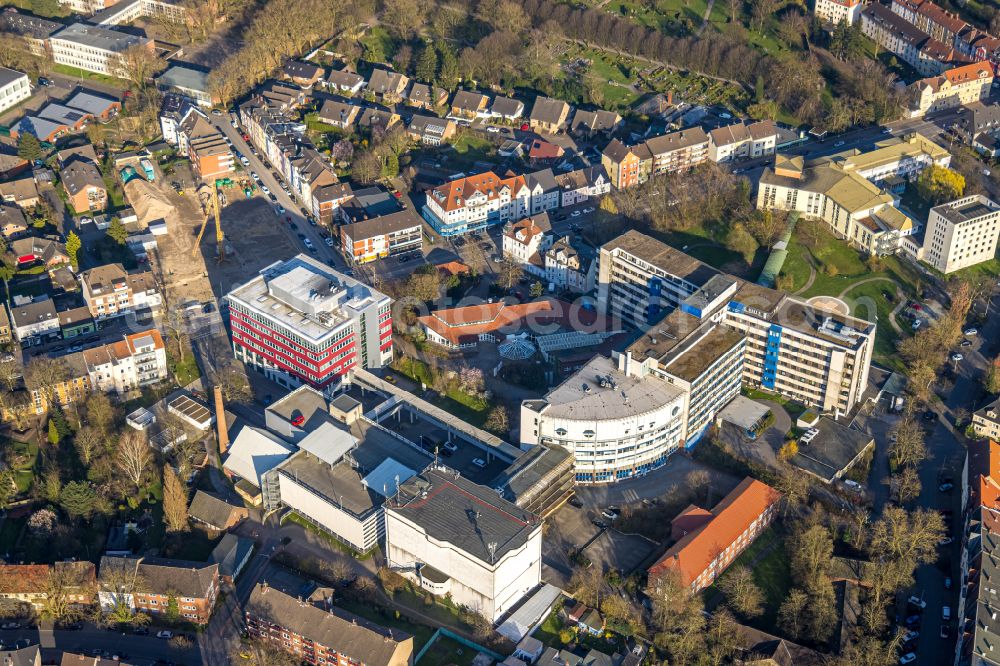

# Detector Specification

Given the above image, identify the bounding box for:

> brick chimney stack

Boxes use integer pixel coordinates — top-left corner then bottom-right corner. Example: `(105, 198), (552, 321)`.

(214, 385), (228, 455)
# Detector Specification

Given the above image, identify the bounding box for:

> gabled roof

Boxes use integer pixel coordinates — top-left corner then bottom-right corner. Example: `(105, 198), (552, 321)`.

(530, 96), (570, 125)
(61, 161), (105, 197)
(247, 584), (412, 666)
(649, 477), (780, 586)
(367, 68), (408, 95)
(419, 299), (556, 346)
(66, 91), (120, 117)
(98, 555), (218, 599)
(188, 490), (246, 529)
(452, 90), (490, 113)
(570, 109), (621, 133)
(491, 96), (524, 117)
(327, 69), (365, 89)
(427, 170), (527, 212)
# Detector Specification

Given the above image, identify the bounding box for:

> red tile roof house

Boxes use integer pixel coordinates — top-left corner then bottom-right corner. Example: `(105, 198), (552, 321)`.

(648, 477), (781, 592)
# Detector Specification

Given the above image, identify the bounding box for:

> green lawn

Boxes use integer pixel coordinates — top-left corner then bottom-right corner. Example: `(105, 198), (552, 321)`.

(434, 391), (490, 428)
(843, 279), (907, 370)
(451, 134), (494, 158)
(419, 635), (480, 666)
(52, 64), (126, 87)
(706, 525), (790, 632)
(102, 175), (127, 210)
(337, 597), (436, 650)
(534, 609), (564, 647)
(167, 348), (201, 387)
(778, 241), (813, 293)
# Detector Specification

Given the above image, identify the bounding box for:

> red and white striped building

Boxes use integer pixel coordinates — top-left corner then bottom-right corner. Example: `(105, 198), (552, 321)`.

(226, 255), (392, 390)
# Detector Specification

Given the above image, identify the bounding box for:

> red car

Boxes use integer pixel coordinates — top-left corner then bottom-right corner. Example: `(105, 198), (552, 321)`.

(520, 123), (530, 131)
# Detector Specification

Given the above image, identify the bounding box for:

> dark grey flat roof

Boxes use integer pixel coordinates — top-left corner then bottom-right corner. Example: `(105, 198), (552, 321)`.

(389, 468), (540, 564)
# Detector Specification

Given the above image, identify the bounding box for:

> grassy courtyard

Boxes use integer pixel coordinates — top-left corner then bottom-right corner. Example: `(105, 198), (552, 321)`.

(706, 525), (790, 633)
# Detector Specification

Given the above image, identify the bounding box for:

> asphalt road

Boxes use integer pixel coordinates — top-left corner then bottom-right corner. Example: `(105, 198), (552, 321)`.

(208, 115), (344, 269)
(899, 286), (1000, 665)
(0, 626), (200, 665)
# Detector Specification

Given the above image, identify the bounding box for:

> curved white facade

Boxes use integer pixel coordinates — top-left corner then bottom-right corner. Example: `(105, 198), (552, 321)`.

(521, 355), (686, 484)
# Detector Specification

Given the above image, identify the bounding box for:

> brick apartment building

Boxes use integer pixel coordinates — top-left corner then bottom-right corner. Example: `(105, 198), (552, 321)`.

(246, 583), (414, 666)
(98, 556), (219, 624)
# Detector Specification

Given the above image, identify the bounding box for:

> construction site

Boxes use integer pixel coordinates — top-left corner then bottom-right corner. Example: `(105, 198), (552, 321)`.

(122, 167), (298, 382)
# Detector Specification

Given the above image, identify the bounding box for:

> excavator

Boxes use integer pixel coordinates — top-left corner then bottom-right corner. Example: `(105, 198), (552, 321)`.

(191, 180), (225, 261)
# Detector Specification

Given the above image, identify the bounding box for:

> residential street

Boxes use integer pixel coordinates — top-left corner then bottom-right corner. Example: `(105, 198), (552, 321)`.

(0, 625), (200, 665)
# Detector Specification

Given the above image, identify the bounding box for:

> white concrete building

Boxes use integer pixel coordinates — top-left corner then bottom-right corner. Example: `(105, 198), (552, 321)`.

(423, 170), (559, 237)
(502, 213), (551, 277)
(815, 0), (863, 23)
(521, 355), (687, 483)
(49, 23), (152, 77)
(9, 298), (59, 344)
(385, 468), (542, 622)
(597, 231), (876, 417)
(908, 61), (993, 118)
(708, 120), (779, 163)
(921, 195), (1000, 274)
(0, 68), (31, 114)
(84, 329), (168, 393)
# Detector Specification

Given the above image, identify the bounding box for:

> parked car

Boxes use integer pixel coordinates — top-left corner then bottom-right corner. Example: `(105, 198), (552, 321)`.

(939, 482), (954, 492)
(442, 441), (458, 453)
(907, 596), (926, 609)
(964, 328), (978, 336)
(940, 623), (951, 639)
(951, 353), (964, 362)
(944, 577), (952, 589)
(943, 606), (951, 621)
(899, 654), (916, 665)
(133, 627), (149, 636)
(567, 495), (583, 509)
(904, 614), (921, 627)
(902, 629), (919, 643)
(156, 631), (173, 639)
(487, 126), (501, 133)
(0, 622), (20, 630)
(601, 508), (619, 521)
(471, 458), (487, 468)
(938, 536), (954, 546)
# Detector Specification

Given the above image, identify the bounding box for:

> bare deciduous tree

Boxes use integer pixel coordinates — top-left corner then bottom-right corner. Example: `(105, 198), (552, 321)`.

(116, 432), (151, 490)
(162, 465), (189, 532)
(717, 565), (764, 619)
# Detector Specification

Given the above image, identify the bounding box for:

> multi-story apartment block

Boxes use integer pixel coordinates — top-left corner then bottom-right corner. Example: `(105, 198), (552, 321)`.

(98, 556), (218, 624)
(601, 140), (644, 190)
(0, 68), (30, 114)
(226, 254), (392, 390)
(920, 195), (1000, 273)
(596, 231), (875, 416)
(908, 61), (993, 117)
(385, 468), (543, 622)
(647, 477), (780, 591)
(544, 236), (592, 293)
(503, 213), (552, 274)
(708, 120), (779, 162)
(340, 211), (423, 263)
(554, 166), (611, 207)
(861, 4), (973, 76)
(814, 0), (863, 24)
(49, 23), (153, 77)
(89, 0), (186, 25)
(973, 397), (1000, 440)
(61, 159), (107, 213)
(9, 298), (59, 344)
(422, 171), (539, 236)
(84, 329), (168, 393)
(80, 264), (160, 320)
(601, 127), (709, 189)
(955, 101), (1000, 156)
(246, 584), (414, 666)
(175, 109), (234, 180)
(891, 0), (969, 46)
